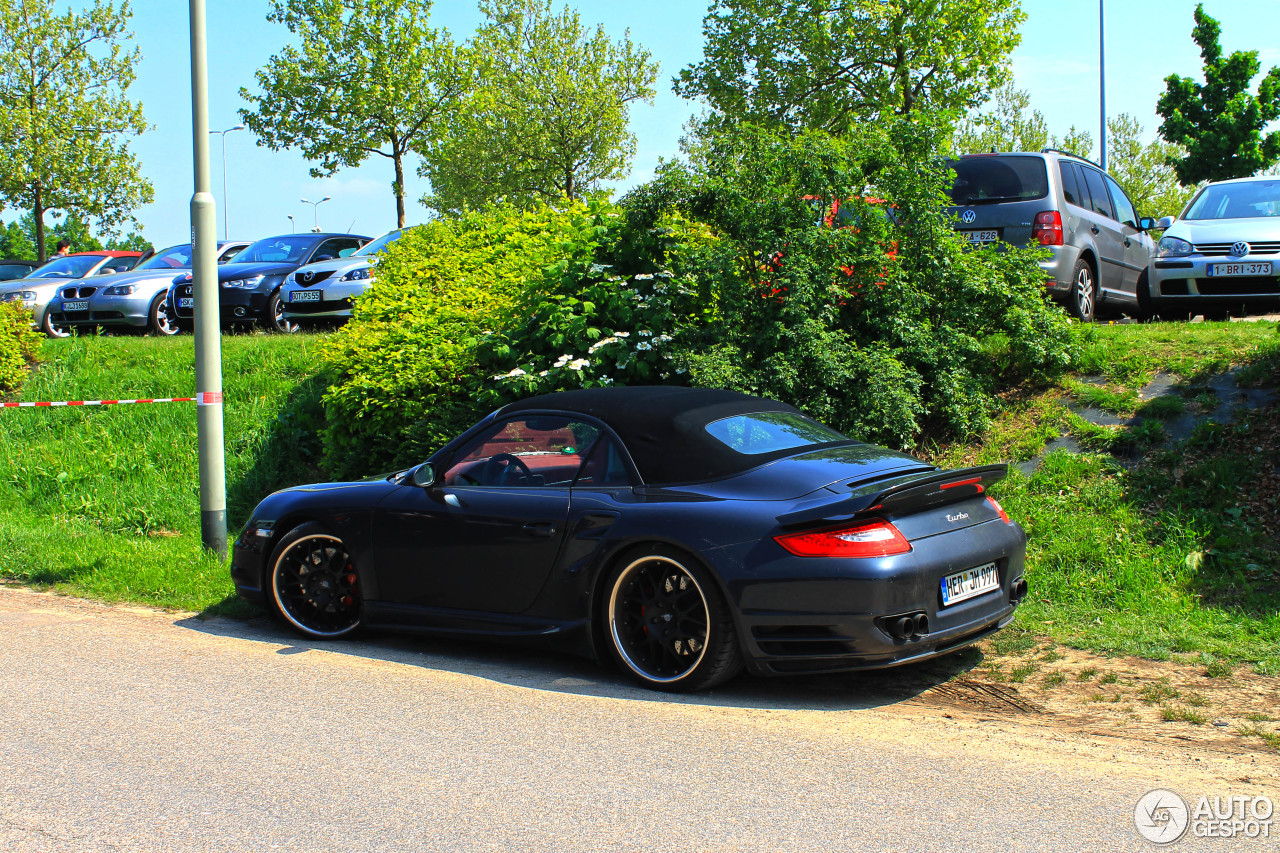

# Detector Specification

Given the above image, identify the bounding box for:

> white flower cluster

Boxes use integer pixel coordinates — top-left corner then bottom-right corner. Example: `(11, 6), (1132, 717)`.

(492, 367), (527, 380)
(553, 353), (590, 371)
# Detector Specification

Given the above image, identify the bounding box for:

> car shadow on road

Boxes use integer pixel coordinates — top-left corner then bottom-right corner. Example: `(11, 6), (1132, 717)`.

(174, 608), (984, 713)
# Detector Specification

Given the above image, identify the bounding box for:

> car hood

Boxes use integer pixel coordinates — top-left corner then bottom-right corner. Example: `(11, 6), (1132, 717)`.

(0, 276), (65, 294)
(291, 257), (371, 276)
(215, 261), (299, 281)
(83, 268), (187, 289)
(1167, 217), (1280, 243)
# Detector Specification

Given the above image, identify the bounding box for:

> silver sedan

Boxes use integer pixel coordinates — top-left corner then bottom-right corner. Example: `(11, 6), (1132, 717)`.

(49, 241), (249, 336)
(1150, 175), (1280, 319)
(279, 229), (403, 324)
(0, 252), (141, 337)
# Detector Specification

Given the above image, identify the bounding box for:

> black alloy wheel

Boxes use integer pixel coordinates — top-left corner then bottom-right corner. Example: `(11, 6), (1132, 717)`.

(148, 291), (180, 336)
(603, 547), (741, 691)
(1069, 257), (1098, 323)
(269, 522), (362, 639)
(266, 289), (300, 334)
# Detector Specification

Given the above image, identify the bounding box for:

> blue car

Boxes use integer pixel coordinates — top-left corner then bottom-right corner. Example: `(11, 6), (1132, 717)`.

(231, 387), (1028, 692)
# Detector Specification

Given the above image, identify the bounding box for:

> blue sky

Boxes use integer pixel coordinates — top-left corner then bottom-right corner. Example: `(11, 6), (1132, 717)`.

(15, 0), (1280, 247)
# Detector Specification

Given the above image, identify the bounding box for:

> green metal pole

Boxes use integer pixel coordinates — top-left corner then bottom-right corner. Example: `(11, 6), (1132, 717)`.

(189, 0), (227, 556)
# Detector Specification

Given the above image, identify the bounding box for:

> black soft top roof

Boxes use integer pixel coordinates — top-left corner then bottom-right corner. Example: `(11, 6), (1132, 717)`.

(500, 386), (834, 485)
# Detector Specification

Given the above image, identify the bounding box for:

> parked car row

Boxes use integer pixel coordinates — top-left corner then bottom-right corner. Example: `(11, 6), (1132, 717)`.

(946, 150), (1280, 321)
(0, 228), (402, 337)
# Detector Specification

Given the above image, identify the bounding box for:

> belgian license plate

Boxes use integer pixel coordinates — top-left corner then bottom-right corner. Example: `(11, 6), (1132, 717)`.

(1208, 261), (1271, 277)
(941, 562), (1000, 606)
(289, 289), (322, 303)
(960, 229), (998, 244)
(62, 300), (89, 311)
(178, 297), (194, 308)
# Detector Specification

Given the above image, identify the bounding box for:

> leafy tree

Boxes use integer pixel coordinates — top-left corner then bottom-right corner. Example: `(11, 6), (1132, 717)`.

(43, 212), (104, 255)
(0, 220), (33, 260)
(1105, 114), (1196, 218)
(1156, 3), (1280, 183)
(952, 84), (1048, 154)
(674, 0), (1024, 136)
(241, 0), (469, 228)
(0, 0), (152, 262)
(105, 230), (149, 252)
(417, 0), (657, 213)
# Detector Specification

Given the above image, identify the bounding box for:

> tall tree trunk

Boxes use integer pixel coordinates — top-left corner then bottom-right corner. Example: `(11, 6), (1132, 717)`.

(393, 149), (406, 229)
(33, 182), (46, 263)
(565, 167), (575, 201)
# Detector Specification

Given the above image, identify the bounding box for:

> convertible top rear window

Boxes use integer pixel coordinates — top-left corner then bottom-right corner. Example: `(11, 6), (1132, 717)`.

(705, 411), (846, 456)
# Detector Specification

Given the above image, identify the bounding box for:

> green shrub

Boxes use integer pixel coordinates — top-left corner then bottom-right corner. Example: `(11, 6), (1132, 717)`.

(319, 203), (607, 478)
(0, 301), (41, 394)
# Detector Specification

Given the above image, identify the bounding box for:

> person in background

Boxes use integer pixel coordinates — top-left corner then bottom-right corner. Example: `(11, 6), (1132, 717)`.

(52, 238), (71, 258)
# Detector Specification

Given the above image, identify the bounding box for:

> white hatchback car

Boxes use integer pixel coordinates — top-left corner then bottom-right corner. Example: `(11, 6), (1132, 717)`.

(279, 228), (403, 325)
(1150, 175), (1280, 319)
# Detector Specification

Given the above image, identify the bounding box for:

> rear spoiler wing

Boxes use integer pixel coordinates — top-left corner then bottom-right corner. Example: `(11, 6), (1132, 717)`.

(777, 464), (1008, 528)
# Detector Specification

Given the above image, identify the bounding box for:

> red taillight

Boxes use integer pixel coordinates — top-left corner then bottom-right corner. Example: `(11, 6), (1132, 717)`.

(1032, 211), (1063, 246)
(986, 496), (1011, 524)
(774, 519), (911, 558)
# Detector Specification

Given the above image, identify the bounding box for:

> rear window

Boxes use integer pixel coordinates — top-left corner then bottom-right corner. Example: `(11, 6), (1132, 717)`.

(948, 156), (1049, 205)
(705, 411), (846, 456)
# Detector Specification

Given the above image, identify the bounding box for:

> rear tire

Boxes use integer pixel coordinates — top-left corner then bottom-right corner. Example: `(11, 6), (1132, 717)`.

(600, 545), (742, 692)
(147, 291), (180, 336)
(1069, 258), (1098, 323)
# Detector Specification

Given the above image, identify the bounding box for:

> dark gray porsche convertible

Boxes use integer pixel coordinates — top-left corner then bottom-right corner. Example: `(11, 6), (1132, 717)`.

(233, 387), (1028, 691)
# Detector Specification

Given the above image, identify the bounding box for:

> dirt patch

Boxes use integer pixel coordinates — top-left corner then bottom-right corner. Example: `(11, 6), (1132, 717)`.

(901, 637), (1280, 764)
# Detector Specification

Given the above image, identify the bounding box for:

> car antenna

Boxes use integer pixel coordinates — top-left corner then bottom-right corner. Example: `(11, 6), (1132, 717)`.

(347, 219), (356, 233)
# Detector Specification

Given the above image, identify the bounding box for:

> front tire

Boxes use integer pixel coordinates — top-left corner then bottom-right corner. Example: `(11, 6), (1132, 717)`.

(147, 291), (180, 336)
(266, 290), (299, 334)
(1069, 258), (1098, 322)
(268, 522), (362, 639)
(601, 546), (741, 692)
(40, 308), (71, 338)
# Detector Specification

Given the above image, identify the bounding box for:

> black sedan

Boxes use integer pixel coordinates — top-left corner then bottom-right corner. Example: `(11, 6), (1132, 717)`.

(168, 232), (368, 332)
(233, 387), (1028, 691)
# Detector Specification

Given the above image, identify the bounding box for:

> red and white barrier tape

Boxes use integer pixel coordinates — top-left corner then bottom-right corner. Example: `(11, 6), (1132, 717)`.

(3, 391), (223, 408)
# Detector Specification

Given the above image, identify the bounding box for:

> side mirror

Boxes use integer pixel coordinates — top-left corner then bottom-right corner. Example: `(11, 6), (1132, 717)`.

(1138, 216), (1157, 231)
(1155, 216), (1174, 230)
(411, 463), (436, 487)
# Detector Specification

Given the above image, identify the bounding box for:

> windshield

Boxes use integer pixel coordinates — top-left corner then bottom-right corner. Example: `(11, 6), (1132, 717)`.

(137, 244), (194, 270)
(233, 235), (322, 264)
(948, 155), (1049, 205)
(1183, 181), (1280, 220)
(0, 263), (33, 281)
(705, 411), (846, 455)
(29, 255), (103, 279)
(354, 230), (403, 256)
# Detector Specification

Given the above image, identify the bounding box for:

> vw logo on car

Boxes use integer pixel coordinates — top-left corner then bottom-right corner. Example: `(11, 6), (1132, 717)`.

(961, 209), (977, 224)
(1230, 241), (1250, 257)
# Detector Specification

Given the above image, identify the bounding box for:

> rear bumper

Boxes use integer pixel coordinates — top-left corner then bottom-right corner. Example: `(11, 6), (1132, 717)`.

(706, 518), (1028, 676)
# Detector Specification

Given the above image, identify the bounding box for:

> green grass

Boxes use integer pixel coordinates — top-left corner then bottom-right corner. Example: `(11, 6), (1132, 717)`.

(1161, 704), (1208, 725)
(1238, 724), (1280, 750)
(0, 333), (329, 611)
(1073, 321), (1280, 390)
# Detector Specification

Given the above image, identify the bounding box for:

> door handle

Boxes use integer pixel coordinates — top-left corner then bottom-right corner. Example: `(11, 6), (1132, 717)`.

(522, 521), (558, 538)
(1090, 225), (1100, 235)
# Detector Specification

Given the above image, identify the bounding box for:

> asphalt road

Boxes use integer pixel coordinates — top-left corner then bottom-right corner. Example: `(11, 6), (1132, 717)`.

(0, 588), (1271, 852)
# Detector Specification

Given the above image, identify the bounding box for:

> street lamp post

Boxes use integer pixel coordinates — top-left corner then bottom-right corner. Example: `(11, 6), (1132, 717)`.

(209, 124), (245, 241)
(1099, 0), (1107, 171)
(287, 215), (295, 233)
(300, 196), (331, 231)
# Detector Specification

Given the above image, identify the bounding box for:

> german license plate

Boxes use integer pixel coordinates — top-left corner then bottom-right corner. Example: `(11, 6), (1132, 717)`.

(289, 289), (322, 302)
(941, 562), (1000, 606)
(960, 230), (998, 244)
(1208, 261), (1272, 276)
(63, 300), (89, 311)
(178, 297), (193, 308)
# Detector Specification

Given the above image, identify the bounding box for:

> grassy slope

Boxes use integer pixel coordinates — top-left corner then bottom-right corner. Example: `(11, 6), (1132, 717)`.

(932, 320), (1280, 675)
(0, 333), (328, 611)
